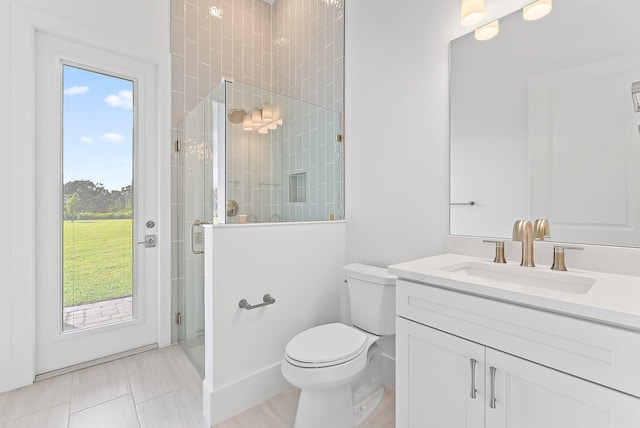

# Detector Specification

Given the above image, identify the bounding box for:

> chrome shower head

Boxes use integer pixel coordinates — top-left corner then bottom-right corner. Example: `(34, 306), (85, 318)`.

(228, 108), (247, 124)
(632, 81), (640, 112)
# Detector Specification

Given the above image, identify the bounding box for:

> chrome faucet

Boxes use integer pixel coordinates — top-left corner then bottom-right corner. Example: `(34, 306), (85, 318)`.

(512, 220), (535, 267)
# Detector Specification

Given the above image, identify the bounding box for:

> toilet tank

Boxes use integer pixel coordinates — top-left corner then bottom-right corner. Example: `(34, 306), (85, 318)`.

(344, 264), (397, 335)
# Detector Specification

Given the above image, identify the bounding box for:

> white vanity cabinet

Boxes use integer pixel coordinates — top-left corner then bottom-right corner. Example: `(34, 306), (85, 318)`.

(395, 279), (640, 428)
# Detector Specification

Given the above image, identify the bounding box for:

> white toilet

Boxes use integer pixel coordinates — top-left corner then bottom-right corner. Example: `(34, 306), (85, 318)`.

(281, 263), (397, 428)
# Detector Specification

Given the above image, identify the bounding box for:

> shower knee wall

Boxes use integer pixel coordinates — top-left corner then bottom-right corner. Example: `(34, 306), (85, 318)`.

(202, 221), (347, 425)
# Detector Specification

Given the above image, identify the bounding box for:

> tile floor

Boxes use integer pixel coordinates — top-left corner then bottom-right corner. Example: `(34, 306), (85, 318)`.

(214, 386), (396, 428)
(0, 345), (395, 428)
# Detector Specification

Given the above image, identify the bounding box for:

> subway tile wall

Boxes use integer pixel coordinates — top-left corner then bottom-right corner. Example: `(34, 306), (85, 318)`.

(274, 1), (344, 222)
(170, 0), (344, 342)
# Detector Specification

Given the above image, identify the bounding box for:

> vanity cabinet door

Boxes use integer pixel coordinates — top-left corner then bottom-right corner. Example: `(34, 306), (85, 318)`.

(396, 317), (485, 428)
(485, 348), (640, 428)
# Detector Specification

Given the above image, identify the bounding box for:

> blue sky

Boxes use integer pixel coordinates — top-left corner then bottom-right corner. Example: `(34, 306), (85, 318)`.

(63, 65), (133, 191)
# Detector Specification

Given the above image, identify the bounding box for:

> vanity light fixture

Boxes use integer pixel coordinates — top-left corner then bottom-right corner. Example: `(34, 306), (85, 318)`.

(251, 110), (262, 127)
(522, 0), (552, 21)
(242, 115), (253, 131)
(239, 106), (283, 134)
(460, 0), (485, 27)
(631, 81), (640, 112)
(261, 104), (273, 123)
(475, 20), (500, 41)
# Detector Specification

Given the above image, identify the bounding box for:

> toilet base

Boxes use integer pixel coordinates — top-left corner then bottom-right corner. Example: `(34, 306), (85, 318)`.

(354, 387), (384, 427)
(294, 384), (354, 428)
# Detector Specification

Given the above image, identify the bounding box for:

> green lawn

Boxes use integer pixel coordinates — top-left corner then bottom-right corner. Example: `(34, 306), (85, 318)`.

(64, 219), (133, 307)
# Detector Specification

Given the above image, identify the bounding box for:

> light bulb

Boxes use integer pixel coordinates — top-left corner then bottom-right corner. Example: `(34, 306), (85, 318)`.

(460, 0), (485, 27)
(523, 0), (552, 21)
(261, 104), (273, 123)
(475, 20), (499, 41)
(242, 116), (253, 131)
(251, 110), (262, 126)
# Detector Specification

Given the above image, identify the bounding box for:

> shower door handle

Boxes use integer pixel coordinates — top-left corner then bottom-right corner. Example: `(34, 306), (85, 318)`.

(191, 220), (205, 254)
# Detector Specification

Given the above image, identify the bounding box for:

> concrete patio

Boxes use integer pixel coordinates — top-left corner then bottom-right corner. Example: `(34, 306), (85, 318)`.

(63, 296), (133, 330)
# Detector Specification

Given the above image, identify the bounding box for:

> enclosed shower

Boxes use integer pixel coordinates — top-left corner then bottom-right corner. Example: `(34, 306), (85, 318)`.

(176, 79), (344, 375)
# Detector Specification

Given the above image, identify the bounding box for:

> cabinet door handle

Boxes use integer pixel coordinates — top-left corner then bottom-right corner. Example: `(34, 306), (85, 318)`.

(469, 358), (478, 399)
(489, 366), (497, 409)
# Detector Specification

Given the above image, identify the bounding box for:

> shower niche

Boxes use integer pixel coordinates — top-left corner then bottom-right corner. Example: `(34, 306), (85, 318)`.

(176, 79), (343, 374)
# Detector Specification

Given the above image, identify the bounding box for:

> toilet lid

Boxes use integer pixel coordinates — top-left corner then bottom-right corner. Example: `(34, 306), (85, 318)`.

(285, 323), (368, 368)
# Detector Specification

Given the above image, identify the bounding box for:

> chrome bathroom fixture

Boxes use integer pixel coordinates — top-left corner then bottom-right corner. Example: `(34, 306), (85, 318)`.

(226, 199), (239, 217)
(238, 294), (276, 310)
(227, 108), (247, 124)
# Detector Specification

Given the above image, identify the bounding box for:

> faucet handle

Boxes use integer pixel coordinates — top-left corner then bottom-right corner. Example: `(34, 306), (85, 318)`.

(534, 218), (551, 241)
(483, 240), (507, 263)
(551, 245), (583, 271)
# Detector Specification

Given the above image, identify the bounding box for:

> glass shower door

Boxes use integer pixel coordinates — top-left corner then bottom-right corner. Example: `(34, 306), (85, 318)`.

(177, 103), (206, 376)
(176, 84), (225, 376)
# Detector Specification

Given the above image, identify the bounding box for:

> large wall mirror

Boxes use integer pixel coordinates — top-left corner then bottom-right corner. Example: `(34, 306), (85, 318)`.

(450, 0), (640, 247)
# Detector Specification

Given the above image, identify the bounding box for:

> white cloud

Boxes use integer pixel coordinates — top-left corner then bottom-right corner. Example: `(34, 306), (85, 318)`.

(104, 90), (133, 109)
(100, 133), (125, 143)
(80, 136), (94, 144)
(64, 86), (90, 96)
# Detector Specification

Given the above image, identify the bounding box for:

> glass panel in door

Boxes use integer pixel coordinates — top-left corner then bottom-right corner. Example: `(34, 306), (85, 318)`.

(62, 64), (135, 330)
(177, 84), (225, 376)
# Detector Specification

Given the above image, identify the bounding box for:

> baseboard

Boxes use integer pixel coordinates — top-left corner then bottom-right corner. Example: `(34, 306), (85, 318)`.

(203, 361), (291, 426)
(382, 352), (396, 389)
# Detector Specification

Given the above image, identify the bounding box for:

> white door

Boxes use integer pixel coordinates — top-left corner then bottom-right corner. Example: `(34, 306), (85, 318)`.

(486, 348), (640, 428)
(396, 317), (485, 428)
(34, 32), (159, 374)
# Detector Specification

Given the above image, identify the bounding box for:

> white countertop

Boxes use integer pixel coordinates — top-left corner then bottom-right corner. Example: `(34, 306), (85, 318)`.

(388, 253), (640, 331)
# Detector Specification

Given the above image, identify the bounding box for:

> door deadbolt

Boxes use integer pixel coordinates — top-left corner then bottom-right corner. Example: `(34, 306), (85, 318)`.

(146, 220), (155, 228)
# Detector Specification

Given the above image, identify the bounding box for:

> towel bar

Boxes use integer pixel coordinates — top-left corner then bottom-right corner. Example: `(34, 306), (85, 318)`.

(239, 294), (276, 310)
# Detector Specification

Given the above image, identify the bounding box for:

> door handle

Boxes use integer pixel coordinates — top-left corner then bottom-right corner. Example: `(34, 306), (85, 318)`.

(489, 366), (497, 409)
(137, 235), (156, 248)
(190, 220), (207, 254)
(469, 358), (477, 399)
(191, 220), (203, 254)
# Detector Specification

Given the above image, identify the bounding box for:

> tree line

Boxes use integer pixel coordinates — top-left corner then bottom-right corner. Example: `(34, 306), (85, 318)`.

(64, 179), (133, 220)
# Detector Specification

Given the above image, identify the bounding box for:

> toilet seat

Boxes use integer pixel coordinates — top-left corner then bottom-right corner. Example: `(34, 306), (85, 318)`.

(285, 323), (368, 368)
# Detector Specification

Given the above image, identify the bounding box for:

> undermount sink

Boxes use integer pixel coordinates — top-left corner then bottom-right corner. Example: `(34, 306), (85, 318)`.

(440, 261), (597, 295)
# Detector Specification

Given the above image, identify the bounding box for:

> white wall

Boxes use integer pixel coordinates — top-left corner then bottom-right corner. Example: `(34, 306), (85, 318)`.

(343, 0), (524, 384)
(344, 0), (523, 268)
(203, 222), (346, 425)
(0, 0), (170, 393)
(344, 1), (452, 267)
